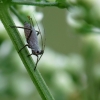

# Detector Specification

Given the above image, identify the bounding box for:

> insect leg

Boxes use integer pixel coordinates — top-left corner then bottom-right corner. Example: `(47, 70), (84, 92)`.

(36, 30), (40, 36)
(27, 49), (40, 70)
(18, 44), (29, 53)
(27, 53), (33, 57)
(27, 49), (36, 57)
(34, 55), (39, 71)
(10, 25), (31, 30)
(27, 54), (39, 70)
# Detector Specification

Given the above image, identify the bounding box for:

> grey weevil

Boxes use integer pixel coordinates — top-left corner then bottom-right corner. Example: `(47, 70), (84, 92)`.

(10, 16), (45, 70)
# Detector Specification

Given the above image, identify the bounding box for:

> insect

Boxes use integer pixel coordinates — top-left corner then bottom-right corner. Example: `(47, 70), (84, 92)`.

(10, 16), (45, 70)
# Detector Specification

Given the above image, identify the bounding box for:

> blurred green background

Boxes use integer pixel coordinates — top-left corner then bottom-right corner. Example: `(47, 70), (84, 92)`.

(0, 0), (100, 100)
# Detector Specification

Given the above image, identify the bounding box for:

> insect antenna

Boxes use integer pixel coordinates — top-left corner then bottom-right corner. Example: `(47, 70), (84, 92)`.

(32, 14), (44, 50)
(27, 15), (46, 70)
(30, 17), (34, 26)
(37, 29), (46, 63)
(33, 14), (46, 70)
(27, 16), (34, 28)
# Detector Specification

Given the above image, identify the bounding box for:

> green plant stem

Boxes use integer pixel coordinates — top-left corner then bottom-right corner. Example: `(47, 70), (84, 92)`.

(10, 0), (70, 8)
(11, 1), (59, 7)
(0, 4), (55, 100)
(10, 6), (25, 23)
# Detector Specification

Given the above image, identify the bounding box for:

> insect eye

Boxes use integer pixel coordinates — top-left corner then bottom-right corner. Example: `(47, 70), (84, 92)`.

(37, 51), (39, 53)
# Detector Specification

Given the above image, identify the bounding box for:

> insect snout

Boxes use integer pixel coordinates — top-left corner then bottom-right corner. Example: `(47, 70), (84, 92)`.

(39, 50), (44, 54)
(36, 50), (44, 55)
